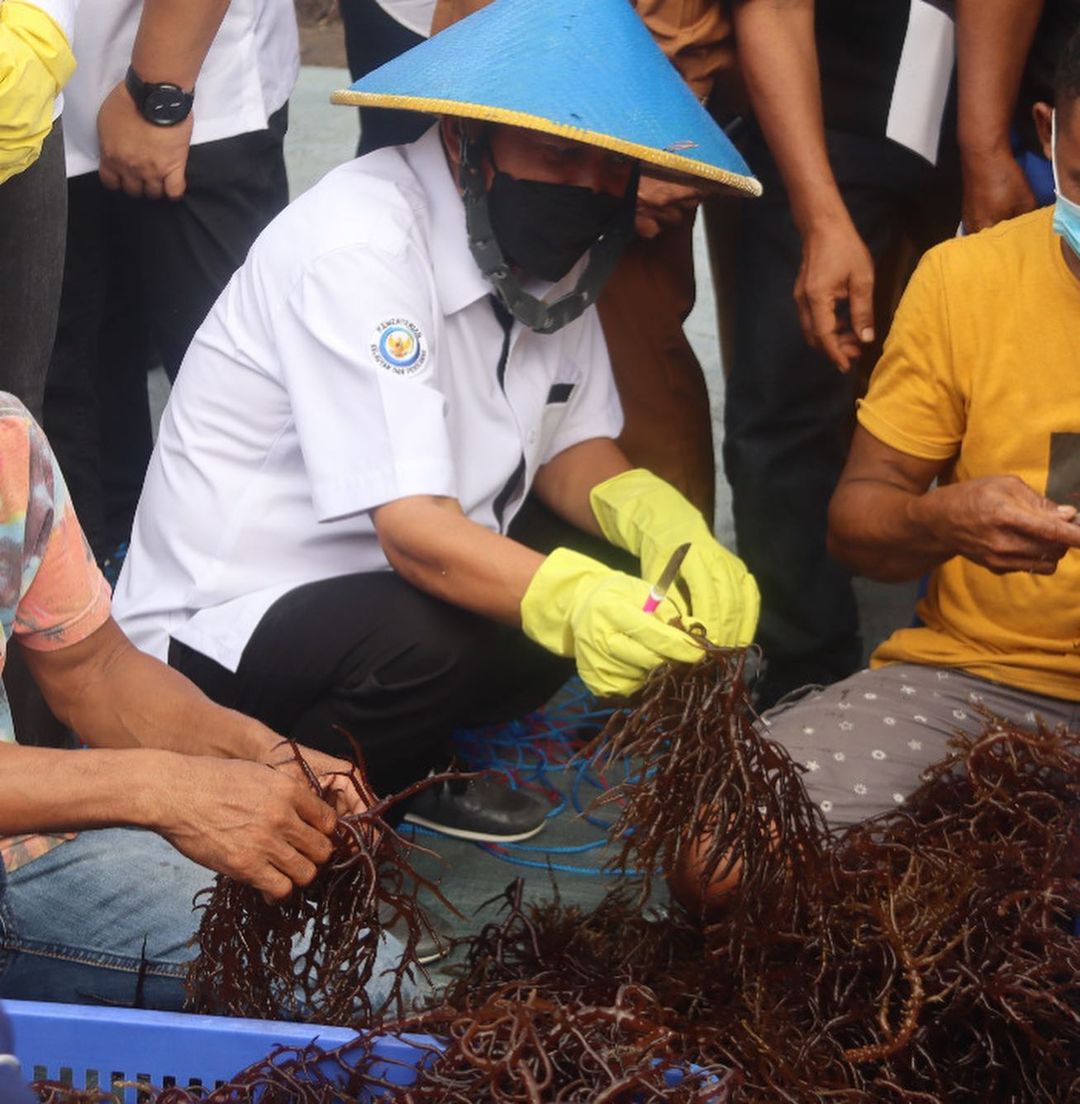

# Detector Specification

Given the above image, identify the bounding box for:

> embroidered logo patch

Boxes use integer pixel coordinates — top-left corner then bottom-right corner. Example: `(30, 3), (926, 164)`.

(371, 318), (428, 376)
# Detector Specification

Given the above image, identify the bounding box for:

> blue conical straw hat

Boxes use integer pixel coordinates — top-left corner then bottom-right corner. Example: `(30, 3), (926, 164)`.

(331, 0), (760, 196)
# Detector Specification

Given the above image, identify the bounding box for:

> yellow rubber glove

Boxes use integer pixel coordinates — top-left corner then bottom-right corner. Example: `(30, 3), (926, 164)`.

(0, 0), (76, 185)
(590, 468), (760, 646)
(520, 547), (704, 698)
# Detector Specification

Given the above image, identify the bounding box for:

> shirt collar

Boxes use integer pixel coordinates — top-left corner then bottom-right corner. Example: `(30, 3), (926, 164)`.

(404, 126), (492, 317)
(402, 126), (593, 323)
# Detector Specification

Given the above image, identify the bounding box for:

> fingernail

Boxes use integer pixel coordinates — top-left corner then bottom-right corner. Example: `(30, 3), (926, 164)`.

(860, 327), (874, 343)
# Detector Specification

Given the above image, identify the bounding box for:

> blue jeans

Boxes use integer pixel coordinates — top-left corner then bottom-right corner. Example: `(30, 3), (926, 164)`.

(0, 828), (408, 1011)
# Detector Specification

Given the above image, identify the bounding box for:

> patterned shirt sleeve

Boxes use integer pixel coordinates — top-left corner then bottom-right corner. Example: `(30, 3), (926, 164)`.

(0, 832), (76, 873)
(0, 399), (108, 872)
(8, 410), (111, 652)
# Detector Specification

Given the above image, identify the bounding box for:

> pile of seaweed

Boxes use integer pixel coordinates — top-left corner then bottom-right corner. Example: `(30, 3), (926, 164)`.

(430, 648), (1080, 1101)
(32, 648), (1080, 1102)
(186, 746), (461, 1026)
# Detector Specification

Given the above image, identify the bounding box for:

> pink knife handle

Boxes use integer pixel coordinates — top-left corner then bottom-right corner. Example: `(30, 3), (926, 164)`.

(642, 591), (662, 613)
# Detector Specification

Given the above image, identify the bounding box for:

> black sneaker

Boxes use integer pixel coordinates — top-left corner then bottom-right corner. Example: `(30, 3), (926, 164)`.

(402, 775), (548, 843)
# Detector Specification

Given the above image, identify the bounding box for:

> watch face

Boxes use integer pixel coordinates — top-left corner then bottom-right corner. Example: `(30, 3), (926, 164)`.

(144, 85), (191, 126)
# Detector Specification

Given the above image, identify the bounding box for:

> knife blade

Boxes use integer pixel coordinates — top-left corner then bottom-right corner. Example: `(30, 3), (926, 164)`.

(642, 542), (691, 613)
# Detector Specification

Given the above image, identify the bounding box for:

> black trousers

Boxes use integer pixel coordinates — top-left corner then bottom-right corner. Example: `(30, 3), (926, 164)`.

(168, 502), (635, 799)
(43, 109), (289, 558)
(340, 0), (433, 155)
(0, 121), (71, 748)
(0, 121), (67, 422)
(723, 127), (961, 705)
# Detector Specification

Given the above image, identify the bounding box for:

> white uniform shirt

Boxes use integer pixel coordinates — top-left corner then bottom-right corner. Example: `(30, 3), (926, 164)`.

(374, 0), (435, 37)
(63, 0), (298, 177)
(26, 0), (78, 121)
(113, 126), (623, 670)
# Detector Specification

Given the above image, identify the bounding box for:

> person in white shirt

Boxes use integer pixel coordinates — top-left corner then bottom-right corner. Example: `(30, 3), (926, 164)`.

(42, 0), (299, 575)
(114, 0), (763, 843)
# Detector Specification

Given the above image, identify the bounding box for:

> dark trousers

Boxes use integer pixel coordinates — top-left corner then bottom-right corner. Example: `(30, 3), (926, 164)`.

(169, 574), (571, 800)
(340, 0), (433, 155)
(722, 127), (960, 704)
(168, 502), (633, 799)
(43, 110), (289, 559)
(0, 121), (70, 748)
(0, 121), (67, 422)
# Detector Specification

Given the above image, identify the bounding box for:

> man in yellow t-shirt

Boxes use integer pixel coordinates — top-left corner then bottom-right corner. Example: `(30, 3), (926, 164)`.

(715, 29), (1080, 832)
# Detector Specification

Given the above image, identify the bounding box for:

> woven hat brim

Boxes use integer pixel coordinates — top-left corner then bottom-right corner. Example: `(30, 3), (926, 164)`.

(331, 91), (763, 198)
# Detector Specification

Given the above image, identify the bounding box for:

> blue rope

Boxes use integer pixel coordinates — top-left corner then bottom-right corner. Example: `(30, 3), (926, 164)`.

(477, 842), (642, 879)
(409, 678), (646, 876)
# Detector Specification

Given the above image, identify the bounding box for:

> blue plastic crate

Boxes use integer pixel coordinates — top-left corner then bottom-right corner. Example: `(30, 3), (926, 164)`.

(5, 999), (438, 1101)
(6, 999), (737, 1102)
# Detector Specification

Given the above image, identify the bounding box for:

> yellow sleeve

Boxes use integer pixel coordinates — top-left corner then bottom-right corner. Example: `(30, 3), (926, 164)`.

(857, 247), (967, 463)
(430, 0), (485, 34)
(0, 0), (76, 185)
(632, 0), (734, 101)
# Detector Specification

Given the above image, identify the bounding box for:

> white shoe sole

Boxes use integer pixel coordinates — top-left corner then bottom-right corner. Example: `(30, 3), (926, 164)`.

(402, 812), (547, 844)
(416, 944), (450, 966)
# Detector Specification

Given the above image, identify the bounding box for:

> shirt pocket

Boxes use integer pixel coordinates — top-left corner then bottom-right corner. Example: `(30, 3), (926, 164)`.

(535, 381), (582, 466)
(536, 382), (577, 446)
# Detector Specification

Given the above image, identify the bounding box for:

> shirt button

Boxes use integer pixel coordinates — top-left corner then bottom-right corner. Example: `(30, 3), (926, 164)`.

(527, 431), (537, 445)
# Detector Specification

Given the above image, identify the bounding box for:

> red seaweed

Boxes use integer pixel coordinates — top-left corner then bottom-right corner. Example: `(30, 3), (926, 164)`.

(33, 650), (1080, 1103)
(186, 748), (462, 1026)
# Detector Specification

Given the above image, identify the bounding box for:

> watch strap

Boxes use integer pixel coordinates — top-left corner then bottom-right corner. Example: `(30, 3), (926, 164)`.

(124, 65), (194, 126)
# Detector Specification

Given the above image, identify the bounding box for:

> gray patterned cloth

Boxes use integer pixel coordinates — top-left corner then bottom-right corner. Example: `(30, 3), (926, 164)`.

(760, 664), (1080, 826)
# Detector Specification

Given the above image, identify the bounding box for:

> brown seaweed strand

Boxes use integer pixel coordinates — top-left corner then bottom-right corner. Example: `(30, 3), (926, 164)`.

(185, 745), (463, 1027)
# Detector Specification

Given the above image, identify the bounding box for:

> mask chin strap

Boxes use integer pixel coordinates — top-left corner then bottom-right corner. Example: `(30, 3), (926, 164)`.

(458, 130), (639, 334)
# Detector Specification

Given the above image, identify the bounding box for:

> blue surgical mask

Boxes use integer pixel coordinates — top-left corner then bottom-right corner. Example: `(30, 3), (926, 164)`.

(1051, 109), (1080, 260)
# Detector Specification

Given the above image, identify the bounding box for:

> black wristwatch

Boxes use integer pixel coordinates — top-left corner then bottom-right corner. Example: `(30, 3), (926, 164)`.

(124, 65), (195, 127)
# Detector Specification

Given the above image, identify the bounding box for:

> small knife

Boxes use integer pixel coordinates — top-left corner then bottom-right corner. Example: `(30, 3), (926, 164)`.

(642, 542), (691, 613)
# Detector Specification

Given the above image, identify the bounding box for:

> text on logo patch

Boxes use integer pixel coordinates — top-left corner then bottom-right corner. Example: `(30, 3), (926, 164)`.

(371, 318), (428, 376)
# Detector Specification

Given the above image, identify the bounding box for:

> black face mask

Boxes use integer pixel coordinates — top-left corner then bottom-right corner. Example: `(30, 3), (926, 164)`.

(486, 171), (633, 283)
